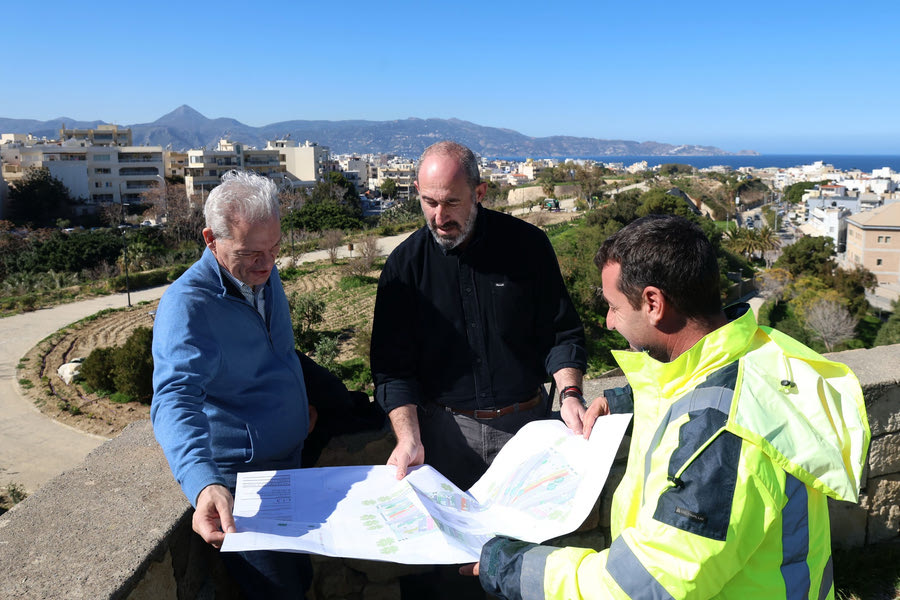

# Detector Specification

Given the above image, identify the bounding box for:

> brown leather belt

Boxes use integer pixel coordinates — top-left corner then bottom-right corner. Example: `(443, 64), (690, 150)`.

(439, 391), (543, 420)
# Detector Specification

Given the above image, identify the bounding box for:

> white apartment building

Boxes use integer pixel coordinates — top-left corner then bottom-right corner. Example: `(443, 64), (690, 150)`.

(335, 156), (370, 193)
(838, 177), (897, 196)
(0, 130), (164, 207)
(185, 139), (283, 198)
(799, 206), (850, 252)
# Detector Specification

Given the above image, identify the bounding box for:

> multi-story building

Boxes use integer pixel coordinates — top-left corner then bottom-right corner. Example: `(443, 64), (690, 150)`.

(1, 130), (164, 207)
(334, 156), (370, 193)
(800, 206), (851, 252)
(184, 139), (283, 198)
(375, 161), (416, 200)
(59, 124), (132, 147)
(845, 202), (900, 285)
(164, 150), (187, 180)
(265, 139), (331, 183)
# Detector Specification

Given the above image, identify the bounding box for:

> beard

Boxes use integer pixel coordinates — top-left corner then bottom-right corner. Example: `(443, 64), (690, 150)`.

(427, 200), (479, 250)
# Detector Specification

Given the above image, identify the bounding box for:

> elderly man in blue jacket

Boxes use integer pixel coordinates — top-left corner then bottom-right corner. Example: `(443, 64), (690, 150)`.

(151, 170), (313, 599)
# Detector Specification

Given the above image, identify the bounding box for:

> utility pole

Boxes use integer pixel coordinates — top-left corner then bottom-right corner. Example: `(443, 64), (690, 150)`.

(118, 183), (132, 307)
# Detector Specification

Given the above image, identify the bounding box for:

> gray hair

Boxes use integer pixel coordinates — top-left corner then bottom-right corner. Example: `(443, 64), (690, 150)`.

(203, 170), (280, 239)
(416, 141), (481, 190)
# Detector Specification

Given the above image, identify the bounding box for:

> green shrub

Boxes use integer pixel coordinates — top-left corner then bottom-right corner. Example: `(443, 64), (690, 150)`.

(289, 291), (325, 347)
(166, 264), (189, 281)
(339, 358), (372, 392)
(112, 326), (154, 403)
(313, 335), (340, 376)
(18, 378), (33, 389)
(338, 275), (378, 290)
(108, 268), (170, 292)
(81, 347), (117, 393)
(5, 482), (26, 505)
(20, 294), (38, 311)
(109, 392), (133, 404)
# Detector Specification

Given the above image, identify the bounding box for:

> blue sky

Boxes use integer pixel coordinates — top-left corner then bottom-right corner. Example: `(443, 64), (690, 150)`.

(3, 0), (898, 154)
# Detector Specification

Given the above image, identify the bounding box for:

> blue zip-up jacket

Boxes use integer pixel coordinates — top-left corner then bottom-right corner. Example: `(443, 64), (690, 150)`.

(151, 248), (309, 506)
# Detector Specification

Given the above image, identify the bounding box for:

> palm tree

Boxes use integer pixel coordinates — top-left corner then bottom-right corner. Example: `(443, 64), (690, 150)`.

(723, 225), (755, 259)
(755, 225), (781, 267)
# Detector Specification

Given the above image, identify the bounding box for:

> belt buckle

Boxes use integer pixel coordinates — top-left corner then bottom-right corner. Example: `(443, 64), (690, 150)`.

(474, 407), (502, 419)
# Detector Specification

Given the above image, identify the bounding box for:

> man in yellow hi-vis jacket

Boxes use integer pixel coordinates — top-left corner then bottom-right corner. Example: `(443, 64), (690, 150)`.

(468, 214), (870, 599)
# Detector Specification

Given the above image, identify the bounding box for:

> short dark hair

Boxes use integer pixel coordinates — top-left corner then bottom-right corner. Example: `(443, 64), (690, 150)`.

(595, 214), (721, 318)
(417, 141), (481, 189)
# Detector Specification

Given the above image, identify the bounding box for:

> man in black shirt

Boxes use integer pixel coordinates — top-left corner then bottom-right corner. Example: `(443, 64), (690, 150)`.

(370, 141), (589, 492)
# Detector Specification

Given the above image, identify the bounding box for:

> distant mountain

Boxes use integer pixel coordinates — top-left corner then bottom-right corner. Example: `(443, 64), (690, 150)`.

(0, 117), (106, 141)
(1, 105), (754, 158)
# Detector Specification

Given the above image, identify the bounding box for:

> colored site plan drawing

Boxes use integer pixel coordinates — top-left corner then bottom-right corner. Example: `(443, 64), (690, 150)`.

(222, 413), (632, 564)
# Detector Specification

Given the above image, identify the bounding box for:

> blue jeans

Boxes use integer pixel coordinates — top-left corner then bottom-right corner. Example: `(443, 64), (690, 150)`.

(419, 392), (547, 490)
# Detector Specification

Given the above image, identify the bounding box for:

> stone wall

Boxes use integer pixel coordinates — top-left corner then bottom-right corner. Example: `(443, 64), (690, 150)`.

(506, 185), (578, 205)
(1, 344), (898, 599)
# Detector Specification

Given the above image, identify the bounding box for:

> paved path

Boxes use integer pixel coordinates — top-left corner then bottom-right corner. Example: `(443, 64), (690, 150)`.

(0, 287), (169, 494)
(280, 230), (414, 268)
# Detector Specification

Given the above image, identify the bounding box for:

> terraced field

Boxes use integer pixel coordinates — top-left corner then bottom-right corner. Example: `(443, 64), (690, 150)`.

(18, 261), (379, 437)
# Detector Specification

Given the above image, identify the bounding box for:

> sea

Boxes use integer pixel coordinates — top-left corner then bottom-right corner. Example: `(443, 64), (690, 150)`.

(498, 155), (900, 174)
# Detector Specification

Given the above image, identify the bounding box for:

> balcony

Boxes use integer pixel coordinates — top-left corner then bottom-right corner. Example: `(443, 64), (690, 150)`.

(119, 167), (160, 176)
(118, 156), (162, 164)
(0, 344), (898, 598)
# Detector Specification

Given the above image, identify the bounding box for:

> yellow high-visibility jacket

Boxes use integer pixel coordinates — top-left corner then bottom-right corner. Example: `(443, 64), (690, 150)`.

(479, 305), (870, 599)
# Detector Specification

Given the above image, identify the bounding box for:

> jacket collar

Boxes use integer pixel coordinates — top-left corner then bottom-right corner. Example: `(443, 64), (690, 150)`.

(612, 303), (758, 400)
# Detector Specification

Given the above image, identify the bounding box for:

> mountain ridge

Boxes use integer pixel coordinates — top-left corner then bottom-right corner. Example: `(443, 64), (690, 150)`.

(0, 105), (756, 158)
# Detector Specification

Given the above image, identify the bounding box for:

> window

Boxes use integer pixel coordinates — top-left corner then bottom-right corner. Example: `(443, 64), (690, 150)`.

(94, 167), (111, 174)
(95, 154), (110, 162)
(876, 259), (883, 266)
(878, 236), (884, 243)
(887, 236), (893, 243)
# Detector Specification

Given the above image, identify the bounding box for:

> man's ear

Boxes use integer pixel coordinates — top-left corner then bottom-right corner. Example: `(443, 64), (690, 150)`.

(642, 286), (667, 326)
(474, 182), (488, 203)
(201, 228), (216, 251)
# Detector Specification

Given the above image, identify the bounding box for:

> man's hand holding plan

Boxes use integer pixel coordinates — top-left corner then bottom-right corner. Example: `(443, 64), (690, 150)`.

(221, 414), (632, 564)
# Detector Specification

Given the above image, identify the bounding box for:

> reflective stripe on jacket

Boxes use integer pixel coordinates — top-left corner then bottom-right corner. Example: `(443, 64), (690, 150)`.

(479, 305), (870, 599)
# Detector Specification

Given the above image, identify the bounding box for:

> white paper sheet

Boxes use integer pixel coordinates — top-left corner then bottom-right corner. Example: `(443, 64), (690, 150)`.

(222, 414), (631, 564)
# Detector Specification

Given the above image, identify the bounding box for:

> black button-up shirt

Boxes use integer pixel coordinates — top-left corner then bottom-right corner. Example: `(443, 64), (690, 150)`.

(371, 205), (587, 414)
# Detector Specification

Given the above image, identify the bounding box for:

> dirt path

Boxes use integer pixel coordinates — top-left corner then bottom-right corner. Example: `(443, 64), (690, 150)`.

(0, 287), (169, 494)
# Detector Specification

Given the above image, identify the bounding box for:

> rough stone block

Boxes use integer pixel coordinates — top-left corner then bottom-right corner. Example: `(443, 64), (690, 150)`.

(866, 475), (900, 544)
(862, 385), (900, 437)
(867, 433), (900, 478)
